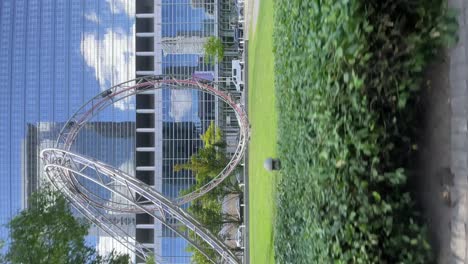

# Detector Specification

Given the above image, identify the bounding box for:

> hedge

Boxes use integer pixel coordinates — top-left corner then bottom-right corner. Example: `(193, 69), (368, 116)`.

(273, 0), (457, 263)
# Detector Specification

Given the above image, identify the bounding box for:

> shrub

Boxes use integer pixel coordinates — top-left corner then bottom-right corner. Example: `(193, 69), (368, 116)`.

(273, 0), (457, 263)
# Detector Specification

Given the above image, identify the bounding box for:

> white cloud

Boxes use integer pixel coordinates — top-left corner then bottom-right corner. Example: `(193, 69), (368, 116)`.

(38, 122), (53, 132)
(39, 139), (56, 150)
(106, 0), (135, 16)
(118, 158), (134, 175)
(97, 235), (135, 259)
(170, 90), (194, 122)
(84, 11), (99, 23)
(81, 25), (135, 110)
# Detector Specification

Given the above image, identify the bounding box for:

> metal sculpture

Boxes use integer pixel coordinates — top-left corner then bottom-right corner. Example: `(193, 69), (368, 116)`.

(41, 76), (249, 263)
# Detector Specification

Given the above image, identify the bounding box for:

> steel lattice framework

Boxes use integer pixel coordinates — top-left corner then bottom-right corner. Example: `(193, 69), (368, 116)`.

(40, 76), (250, 263)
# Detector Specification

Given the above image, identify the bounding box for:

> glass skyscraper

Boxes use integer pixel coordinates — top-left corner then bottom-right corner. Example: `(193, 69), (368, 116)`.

(0, 0), (136, 256)
(134, 0), (218, 262)
(0, 0), (221, 262)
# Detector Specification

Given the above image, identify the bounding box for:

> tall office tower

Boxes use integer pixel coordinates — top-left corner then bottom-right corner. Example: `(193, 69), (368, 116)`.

(135, 0), (217, 263)
(0, 0), (237, 261)
(0, 0), (136, 256)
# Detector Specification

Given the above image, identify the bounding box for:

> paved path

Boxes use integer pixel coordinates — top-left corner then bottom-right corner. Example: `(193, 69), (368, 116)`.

(242, 41), (250, 264)
(448, 0), (468, 262)
(243, 0), (254, 262)
(394, 1), (468, 263)
(245, 0), (260, 39)
(414, 57), (451, 263)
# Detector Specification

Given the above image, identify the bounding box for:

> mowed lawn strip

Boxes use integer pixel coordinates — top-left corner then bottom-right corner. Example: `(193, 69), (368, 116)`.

(247, 0), (276, 262)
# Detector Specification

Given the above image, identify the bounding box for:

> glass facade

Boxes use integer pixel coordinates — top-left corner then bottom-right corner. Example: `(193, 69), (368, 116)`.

(0, 0), (136, 256)
(24, 121), (137, 256)
(0, 0), (220, 262)
(135, 0), (218, 262)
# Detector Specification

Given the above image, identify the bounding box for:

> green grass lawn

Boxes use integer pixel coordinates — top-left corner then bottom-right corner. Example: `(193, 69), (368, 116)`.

(247, 0), (276, 262)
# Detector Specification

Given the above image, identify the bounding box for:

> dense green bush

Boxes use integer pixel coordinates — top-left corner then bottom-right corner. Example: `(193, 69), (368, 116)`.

(273, 0), (457, 263)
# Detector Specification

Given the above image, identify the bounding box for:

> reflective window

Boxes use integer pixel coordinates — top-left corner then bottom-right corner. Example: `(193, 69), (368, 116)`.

(0, 0), (136, 257)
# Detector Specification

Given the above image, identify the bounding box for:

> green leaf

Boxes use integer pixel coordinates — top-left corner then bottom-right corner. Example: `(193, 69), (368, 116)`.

(336, 47), (344, 58)
(4, 186), (131, 263)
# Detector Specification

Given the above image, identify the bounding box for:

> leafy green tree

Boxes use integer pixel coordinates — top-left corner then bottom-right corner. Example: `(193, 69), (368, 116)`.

(0, 240), (5, 263)
(4, 186), (129, 264)
(188, 187), (241, 230)
(187, 244), (216, 264)
(175, 121), (242, 201)
(174, 121), (228, 180)
(145, 253), (155, 264)
(186, 233), (220, 264)
(188, 197), (223, 233)
(200, 120), (224, 148)
(203, 36), (224, 64)
(92, 250), (130, 264)
(175, 147), (228, 182)
(176, 122), (242, 264)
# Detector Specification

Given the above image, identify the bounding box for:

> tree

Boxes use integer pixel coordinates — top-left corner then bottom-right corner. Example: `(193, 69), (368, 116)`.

(188, 195), (240, 231)
(175, 121), (238, 201)
(175, 122), (242, 264)
(0, 240), (5, 263)
(92, 250), (130, 264)
(187, 243), (217, 264)
(188, 197), (223, 233)
(186, 231), (219, 264)
(200, 120), (224, 148)
(203, 36), (224, 64)
(174, 121), (228, 180)
(175, 146), (228, 182)
(145, 254), (156, 264)
(4, 186), (130, 264)
(185, 196), (241, 264)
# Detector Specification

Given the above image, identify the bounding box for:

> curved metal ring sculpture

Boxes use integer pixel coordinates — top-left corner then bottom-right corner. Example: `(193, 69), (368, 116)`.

(40, 76), (250, 264)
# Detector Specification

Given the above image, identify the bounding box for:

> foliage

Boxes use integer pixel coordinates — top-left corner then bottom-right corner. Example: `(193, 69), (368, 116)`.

(0, 240), (5, 263)
(186, 196), (241, 264)
(204, 36), (224, 64)
(92, 250), (130, 264)
(176, 122), (241, 263)
(273, 0), (457, 263)
(185, 198), (223, 264)
(200, 120), (224, 148)
(6, 187), (93, 264)
(145, 254), (155, 264)
(188, 187), (241, 233)
(4, 186), (130, 264)
(187, 241), (218, 264)
(177, 121), (241, 200)
(174, 146), (228, 183)
(175, 121), (228, 185)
